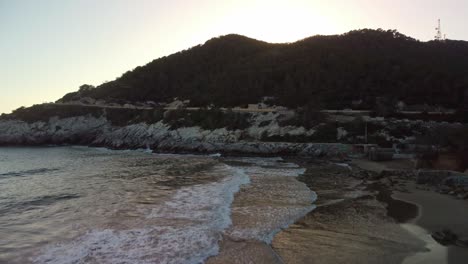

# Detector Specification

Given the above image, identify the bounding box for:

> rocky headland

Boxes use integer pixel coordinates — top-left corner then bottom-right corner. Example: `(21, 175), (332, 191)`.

(1, 102), (465, 160)
(0, 113), (350, 156)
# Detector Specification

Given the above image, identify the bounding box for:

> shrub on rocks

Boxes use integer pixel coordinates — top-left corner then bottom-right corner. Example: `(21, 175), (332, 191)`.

(163, 108), (251, 130)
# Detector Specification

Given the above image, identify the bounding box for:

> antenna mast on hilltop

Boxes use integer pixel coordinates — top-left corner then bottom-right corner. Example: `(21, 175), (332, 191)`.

(435, 19), (445, 41)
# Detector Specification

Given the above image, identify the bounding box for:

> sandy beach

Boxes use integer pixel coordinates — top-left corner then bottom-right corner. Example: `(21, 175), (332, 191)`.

(209, 157), (468, 263)
(394, 184), (468, 264)
(356, 158), (468, 264)
(272, 160), (425, 264)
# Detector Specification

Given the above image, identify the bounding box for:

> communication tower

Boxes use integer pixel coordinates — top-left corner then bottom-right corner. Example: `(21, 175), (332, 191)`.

(435, 19), (444, 41)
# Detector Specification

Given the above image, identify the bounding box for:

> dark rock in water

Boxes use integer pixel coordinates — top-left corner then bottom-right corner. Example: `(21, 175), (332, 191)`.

(432, 230), (458, 246)
(455, 239), (468, 248)
(437, 185), (451, 194)
(380, 178), (393, 187)
(433, 229), (468, 248)
(456, 192), (468, 200)
(352, 170), (371, 180)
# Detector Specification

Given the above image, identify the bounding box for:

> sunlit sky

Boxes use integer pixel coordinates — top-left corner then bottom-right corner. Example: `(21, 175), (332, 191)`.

(1, 0), (467, 114)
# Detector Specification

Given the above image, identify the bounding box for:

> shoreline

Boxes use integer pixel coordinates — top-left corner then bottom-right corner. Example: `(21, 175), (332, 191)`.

(393, 184), (468, 264)
(3, 145), (467, 263)
(0, 142), (351, 159)
(270, 158), (468, 264)
(353, 158), (468, 264)
(207, 156), (316, 264)
(271, 159), (425, 264)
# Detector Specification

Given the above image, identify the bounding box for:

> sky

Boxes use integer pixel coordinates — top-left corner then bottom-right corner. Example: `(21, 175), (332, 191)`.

(1, 0), (467, 114)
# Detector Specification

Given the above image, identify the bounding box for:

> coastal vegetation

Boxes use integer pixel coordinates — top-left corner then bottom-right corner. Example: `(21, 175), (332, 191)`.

(60, 29), (468, 111)
(163, 108), (251, 130)
(1, 104), (251, 131)
(2, 104), (163, 126)
(1, 29), (466, 166)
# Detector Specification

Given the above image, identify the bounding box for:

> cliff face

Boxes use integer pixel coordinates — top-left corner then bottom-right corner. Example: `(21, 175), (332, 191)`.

(0, 115), (350, 157)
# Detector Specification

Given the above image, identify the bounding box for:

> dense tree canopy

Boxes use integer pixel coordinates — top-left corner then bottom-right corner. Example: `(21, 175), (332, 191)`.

(60, 29), (468, 109)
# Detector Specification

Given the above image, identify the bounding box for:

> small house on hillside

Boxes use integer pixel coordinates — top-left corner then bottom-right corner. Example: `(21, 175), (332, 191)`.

(247, 103), (267, 110)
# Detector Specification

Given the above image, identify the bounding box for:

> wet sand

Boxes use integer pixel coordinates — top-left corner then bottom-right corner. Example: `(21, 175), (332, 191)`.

(272, 161), (424, 264)
(208, 157), (314, 263)
(209, 158), (468, 263)
(353, 158), (468, 264)
(206, 237), (282, 264)
(394, 183), (468, 264)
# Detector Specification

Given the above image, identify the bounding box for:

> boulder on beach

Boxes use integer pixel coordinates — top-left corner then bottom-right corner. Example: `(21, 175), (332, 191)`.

(416, 170), (468, 186)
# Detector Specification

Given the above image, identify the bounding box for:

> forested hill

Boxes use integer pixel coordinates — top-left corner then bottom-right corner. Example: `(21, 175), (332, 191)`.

(61, 29), (468, 109)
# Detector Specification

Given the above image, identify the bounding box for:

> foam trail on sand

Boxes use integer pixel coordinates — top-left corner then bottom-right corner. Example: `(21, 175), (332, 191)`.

(224, 157), (317, 244)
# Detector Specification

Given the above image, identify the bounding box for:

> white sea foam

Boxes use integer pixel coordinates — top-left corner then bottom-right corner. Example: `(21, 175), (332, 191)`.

(33, 227), (220, 264)
(148, 165), (250, 225)
(224, 157), (316, 244)
(228, 204), (316, 243)
(34, 164), (250, 264)
(30, 154), (315, 264)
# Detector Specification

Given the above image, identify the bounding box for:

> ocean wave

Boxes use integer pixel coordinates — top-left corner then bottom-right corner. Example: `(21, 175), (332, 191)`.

(34, 227), (221, 264)
(223, 157), (317, 244)
(228, 204), (316, 243)
(33, 164), (250, 264)
(0, 168), (60, 178)
(0, 194), (80, 215)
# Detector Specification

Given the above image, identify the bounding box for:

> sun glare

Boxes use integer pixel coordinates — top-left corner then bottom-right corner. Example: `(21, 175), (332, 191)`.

(215, 0), (338, 43)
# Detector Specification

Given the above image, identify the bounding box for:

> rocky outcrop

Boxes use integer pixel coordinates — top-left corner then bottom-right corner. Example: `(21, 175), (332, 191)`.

(0, 116), (110, 145)
(416, 170), (468, 186)
(0, 116), (350, 157)
(432, 229), (468, 247)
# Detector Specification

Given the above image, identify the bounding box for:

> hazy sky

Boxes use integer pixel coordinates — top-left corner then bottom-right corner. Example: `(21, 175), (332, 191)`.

(1, 0), (467, 114)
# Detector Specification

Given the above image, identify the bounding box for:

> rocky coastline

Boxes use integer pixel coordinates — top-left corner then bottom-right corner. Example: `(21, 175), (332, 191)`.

(2, 113), (468, 263)
(0, 116), (351, 157)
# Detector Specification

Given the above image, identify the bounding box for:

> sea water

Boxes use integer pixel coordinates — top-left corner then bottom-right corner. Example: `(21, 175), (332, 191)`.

(0, 147), (315, 264)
